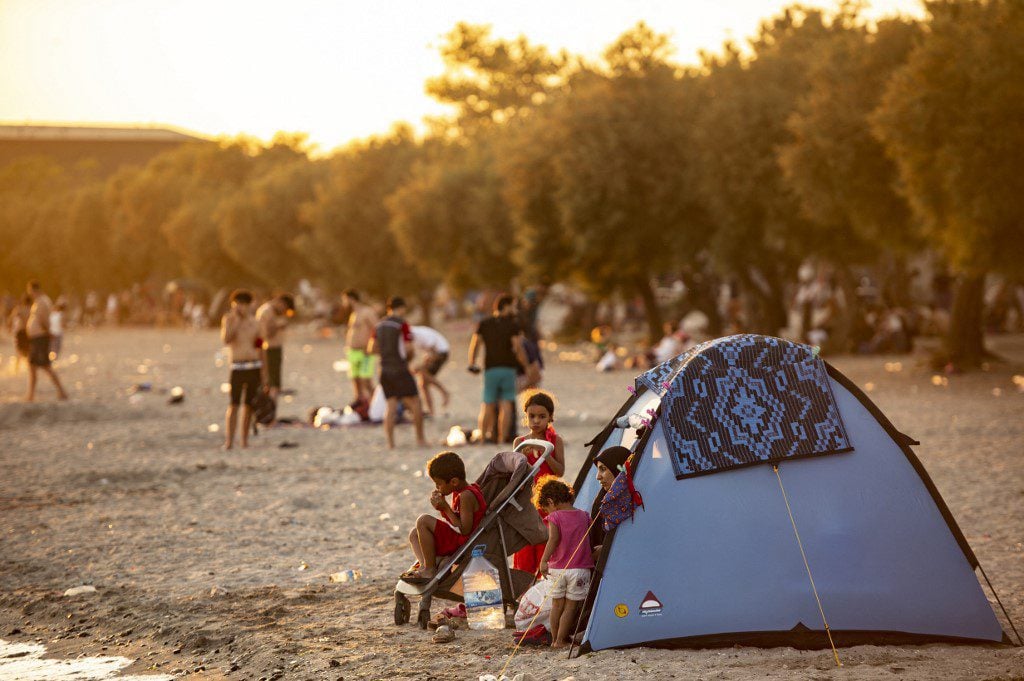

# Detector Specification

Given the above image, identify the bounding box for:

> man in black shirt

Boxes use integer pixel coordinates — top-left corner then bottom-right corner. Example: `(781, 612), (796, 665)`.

(468, 294), (528, 443)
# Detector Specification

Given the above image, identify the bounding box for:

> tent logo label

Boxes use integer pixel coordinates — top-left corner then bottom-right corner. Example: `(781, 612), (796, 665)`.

(614, 603), (629, 618)
(639, 591), (663, 617)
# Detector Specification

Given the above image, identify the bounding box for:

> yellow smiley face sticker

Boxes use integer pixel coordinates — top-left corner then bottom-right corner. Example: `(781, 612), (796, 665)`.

(614, 603), (629, 618)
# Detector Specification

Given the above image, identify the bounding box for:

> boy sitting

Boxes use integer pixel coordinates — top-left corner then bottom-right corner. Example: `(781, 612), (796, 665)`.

(405, 451), (487, 582)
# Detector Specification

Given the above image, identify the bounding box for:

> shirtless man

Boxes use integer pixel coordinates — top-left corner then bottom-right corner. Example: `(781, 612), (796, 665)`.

(342, 288), (378, 402)
(256, 293), (295, 404)
(221, 289), (264, 449)
(25, 281), (68, 402)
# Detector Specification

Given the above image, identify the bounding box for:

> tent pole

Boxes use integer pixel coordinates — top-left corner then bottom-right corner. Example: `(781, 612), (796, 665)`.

(978, 563), (1023, 646)
(773, 464), (842, 668)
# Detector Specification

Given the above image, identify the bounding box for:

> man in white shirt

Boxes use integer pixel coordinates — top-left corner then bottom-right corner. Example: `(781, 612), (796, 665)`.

(411, 325), (450, 416)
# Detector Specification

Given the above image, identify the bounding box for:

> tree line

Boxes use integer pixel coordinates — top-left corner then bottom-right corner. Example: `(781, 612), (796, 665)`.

(1, 0), (1021, 367)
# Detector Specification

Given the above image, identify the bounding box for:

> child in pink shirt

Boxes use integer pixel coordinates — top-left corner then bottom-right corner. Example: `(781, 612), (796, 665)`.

(534, 476), (594, 648)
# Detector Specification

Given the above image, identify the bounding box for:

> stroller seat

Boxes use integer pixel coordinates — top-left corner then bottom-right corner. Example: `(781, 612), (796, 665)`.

(394, 439), (552, 628)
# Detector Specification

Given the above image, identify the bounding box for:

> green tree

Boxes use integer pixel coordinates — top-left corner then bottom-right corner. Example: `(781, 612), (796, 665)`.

(694, 8), (837, 334)
(387, 138), (518, 294)
(299, 126), (435, 314)
(426, 22), (571, 137)
(521, 23), (709, 341)
(216, 157), (324, 289)
(779, 15), (921, 347)
(872, 0), (1024, 368)
(0, 158), (77, 292)
(63, 182), (116, 291)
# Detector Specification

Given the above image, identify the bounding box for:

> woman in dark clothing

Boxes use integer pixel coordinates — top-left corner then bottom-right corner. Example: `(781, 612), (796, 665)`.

(572, 444), (634, 639)
(588, 445), (633, 560)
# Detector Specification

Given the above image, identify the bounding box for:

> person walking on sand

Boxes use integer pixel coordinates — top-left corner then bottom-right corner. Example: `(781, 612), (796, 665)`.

(342, 288), (378, 403)
(24, 281), (68, 402)
(468, 294), (528, 444)
(367, 296), (426, 450)
(256, 292), (295, 406)
(221, 289), (265, 450)
(7, 294), (31, 374)
(411, 324), (451, 417)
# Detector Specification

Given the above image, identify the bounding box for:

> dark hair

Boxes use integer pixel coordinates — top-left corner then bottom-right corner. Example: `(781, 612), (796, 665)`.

(387, 296), (406, 311)
(532, 475), (573, 508)
(27, 280), (41, 291)
(427, 451), (466, 482)
(277, 293), (295, 311)
(493, 294), (515, 314)
(231, 289), (253, 304)
(21, 294), (32, 305)
(594, 445), (631, 473)
(522, 389), (555, 417)
(342, 288), (360, 302)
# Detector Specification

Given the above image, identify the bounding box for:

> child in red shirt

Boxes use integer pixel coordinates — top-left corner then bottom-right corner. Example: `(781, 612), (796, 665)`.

(405, 451), (487, 582)
(512, 390), (566, 575)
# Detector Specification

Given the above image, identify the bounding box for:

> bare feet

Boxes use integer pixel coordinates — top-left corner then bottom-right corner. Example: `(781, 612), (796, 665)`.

(416, 439), (429, 447)
(551, 641), (569, 649)
(222, 442), (233, 451)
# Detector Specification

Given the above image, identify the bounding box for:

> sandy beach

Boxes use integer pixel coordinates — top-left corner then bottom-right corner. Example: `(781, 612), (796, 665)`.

(1, 326), (1022, 680)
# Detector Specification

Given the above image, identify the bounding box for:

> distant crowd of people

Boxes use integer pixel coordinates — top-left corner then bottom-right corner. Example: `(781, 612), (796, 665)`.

(213, 285), (546, 451)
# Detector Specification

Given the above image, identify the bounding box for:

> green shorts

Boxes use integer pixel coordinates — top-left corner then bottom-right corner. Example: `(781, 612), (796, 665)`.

(483, 366), (517, 404)
(347, 349), (376, 379)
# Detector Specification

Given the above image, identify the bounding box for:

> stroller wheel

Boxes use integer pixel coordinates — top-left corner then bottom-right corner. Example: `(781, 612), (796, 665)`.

(394, 593), (410, 625)
(417, 608), (431, 630)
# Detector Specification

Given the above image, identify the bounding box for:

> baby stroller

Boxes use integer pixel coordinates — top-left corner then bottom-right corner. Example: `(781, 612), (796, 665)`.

(394, 440), (552, 629)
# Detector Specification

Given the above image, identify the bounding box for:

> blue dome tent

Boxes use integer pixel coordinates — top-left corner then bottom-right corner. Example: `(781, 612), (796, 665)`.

(572, 334), (1015, 653)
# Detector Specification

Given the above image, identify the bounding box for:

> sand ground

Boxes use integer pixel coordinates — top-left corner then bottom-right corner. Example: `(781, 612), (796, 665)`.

(1, 326), (1022, 681)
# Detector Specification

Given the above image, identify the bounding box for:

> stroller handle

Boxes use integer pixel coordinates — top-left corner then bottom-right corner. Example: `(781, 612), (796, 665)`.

(514, 438), (554, 461)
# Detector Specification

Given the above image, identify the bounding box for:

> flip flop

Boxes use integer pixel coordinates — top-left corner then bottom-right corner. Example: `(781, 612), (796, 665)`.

(399, 569), (433, 585)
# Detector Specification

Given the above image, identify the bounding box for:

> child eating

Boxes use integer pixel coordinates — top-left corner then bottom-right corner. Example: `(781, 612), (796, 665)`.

(534, 476), (594, 648)
(404, 451), (487, 583)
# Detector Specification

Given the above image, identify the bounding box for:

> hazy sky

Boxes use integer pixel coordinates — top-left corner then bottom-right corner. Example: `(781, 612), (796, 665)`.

(0, 0), (922, 152)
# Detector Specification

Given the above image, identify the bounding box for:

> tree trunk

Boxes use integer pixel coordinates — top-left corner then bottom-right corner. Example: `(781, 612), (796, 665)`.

(945, 272), (987, 370)
(635, 276), (663, 345)
(830, 264), (861, 354)
(679, 267), (724, 336)
(740, 270), (787, 336)
(880, 254), (913, 309)
(417, 290), (433, 328)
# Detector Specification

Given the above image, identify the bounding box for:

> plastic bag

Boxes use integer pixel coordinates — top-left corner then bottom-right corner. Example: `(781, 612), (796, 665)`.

(513, 578), (552, 632)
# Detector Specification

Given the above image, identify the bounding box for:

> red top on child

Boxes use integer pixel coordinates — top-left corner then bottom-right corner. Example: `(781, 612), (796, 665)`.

(522, 425), (558, 481)
(432, 483), (487, 557)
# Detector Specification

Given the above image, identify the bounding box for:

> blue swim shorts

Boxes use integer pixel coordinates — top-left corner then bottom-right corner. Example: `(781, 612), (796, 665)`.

(482, 366), (517, 404)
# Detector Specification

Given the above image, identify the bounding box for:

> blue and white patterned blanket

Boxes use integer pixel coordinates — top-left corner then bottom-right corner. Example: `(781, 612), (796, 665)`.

(636, 335), (852, 479)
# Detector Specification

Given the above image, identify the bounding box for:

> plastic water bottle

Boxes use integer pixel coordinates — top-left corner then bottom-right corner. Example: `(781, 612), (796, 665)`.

(461, 545), (504, 630)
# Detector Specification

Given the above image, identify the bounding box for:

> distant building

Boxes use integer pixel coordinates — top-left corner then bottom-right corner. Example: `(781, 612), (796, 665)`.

(0, 124), (206, 177)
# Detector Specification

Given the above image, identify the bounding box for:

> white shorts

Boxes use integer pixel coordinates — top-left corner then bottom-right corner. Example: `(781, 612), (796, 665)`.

(548, 568), (591, 601)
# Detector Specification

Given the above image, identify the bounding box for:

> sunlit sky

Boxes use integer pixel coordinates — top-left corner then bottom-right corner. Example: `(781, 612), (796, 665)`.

(0, 0), (923, 152)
